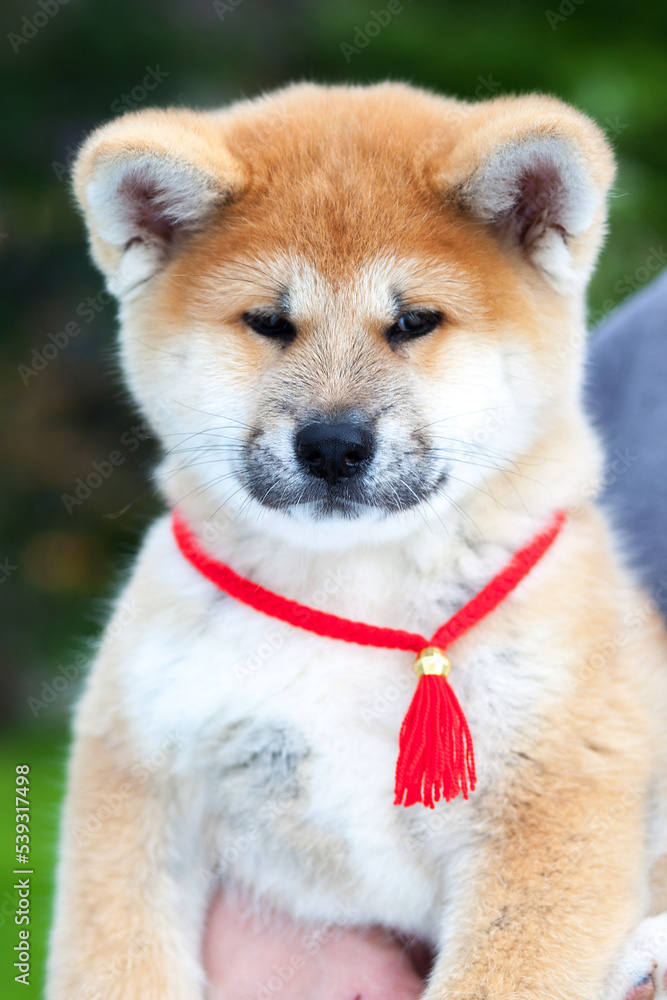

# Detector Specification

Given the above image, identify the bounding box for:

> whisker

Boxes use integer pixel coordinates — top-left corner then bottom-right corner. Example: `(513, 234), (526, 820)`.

(436, 489), (485, 539)
(171, 471), (242, 507)
(132, 338), (185, 360)
(151, 460), (241, 483)
(415, 406), (506, 433)
(398, 482), (438, 535)
(206, 482), (249, 522)
(441, 473), (510, 513)
(171, 399), (260, 433)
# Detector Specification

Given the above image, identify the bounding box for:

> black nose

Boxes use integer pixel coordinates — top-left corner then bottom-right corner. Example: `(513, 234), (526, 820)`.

(295, 419), (374, 485)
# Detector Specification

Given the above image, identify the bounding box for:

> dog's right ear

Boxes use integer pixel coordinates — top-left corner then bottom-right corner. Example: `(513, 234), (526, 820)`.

(72, 109), (244, 298)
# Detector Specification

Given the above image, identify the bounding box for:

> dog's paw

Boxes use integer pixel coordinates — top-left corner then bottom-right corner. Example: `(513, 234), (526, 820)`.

(606, 914), (667, 1000)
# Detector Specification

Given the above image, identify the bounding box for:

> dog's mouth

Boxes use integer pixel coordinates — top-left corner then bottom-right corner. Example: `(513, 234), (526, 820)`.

(243, 468), (444, 520)
(285, 496), (384, 522)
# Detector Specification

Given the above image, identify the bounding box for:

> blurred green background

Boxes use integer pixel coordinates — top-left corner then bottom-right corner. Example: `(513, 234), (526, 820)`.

(1, 0), (665, 994)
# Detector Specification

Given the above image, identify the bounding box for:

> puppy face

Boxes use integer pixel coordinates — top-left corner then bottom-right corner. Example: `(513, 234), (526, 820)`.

(73, 83), (614, 546)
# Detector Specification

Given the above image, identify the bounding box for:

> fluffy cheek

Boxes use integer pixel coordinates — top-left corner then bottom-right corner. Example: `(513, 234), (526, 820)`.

(416, 332), (546, 504)
(119, 322), (260, 499)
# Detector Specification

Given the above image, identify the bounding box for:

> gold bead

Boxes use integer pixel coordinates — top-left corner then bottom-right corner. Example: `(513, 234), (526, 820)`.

(414, 647), (451, 678)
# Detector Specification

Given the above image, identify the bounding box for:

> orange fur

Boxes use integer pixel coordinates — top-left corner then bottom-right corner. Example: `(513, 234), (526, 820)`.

(48, 83), (667, 1000)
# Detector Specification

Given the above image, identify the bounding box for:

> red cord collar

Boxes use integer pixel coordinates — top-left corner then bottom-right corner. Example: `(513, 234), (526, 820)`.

(172, 509), (566, 808)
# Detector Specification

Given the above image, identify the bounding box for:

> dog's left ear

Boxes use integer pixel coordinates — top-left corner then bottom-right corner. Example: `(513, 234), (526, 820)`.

(438, 95), (615, 289)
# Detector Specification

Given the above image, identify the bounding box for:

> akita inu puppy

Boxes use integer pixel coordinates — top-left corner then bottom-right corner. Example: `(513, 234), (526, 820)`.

(48, 83), (667, 1000)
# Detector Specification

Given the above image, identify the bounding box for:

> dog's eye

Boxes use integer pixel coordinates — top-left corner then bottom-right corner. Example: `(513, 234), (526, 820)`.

(243, 312), (297, 343)
(387, 310), (443, 343)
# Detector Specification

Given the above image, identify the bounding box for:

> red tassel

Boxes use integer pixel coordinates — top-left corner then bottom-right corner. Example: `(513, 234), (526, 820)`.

(394, 648), (476, 808)
(173, 512), (565, 810)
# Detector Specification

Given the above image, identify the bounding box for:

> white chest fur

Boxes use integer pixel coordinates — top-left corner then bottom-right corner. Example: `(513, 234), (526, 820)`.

(110, 516), (565, 939)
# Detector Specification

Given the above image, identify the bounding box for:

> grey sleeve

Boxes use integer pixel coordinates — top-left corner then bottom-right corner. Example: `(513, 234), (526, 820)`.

(584, 266), (667, 606)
